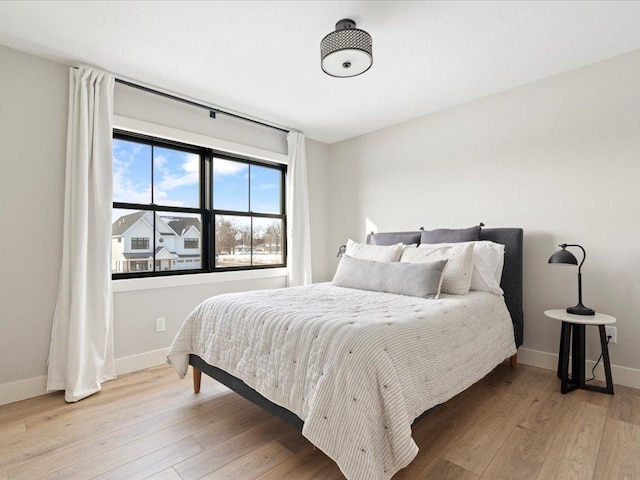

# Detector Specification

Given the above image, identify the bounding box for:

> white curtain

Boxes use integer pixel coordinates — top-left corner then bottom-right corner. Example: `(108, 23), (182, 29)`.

(47, 66), (116, 402)
(286, 132), (313, 286)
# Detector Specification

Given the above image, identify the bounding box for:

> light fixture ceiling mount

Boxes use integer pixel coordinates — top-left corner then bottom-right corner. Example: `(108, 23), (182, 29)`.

(321, 19), (373, 78)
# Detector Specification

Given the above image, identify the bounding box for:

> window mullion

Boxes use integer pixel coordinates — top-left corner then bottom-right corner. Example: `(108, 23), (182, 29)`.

(150, 144), (155, 206)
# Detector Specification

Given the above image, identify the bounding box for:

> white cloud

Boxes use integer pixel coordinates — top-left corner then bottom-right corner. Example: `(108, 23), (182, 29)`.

(112, 145), (197, 207)
(112, 153), (151, 204)
(153, 188), (184, 207)
(213, 159), (247, 176)
(183, 155), (199, 173)
(156, 153), (199, 191)
(154, 154), (167, 168)
(112, 176), (151, 204)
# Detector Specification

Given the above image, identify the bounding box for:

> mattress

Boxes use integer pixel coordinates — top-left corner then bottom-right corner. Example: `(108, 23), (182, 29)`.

(167, 283), (516, 480)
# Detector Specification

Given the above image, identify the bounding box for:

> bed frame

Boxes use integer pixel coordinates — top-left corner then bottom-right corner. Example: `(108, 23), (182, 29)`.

(189, 227), (524, 430)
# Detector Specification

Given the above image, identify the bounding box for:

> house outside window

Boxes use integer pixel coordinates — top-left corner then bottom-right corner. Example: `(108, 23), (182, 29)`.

(111, 131), (286, 278)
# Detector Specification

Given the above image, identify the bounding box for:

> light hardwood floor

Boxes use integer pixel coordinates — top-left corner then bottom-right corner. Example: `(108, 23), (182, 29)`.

(1, 362), (639, 480)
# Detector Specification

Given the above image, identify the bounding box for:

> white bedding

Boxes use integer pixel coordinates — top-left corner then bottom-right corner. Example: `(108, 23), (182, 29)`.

(167, 283), (516, 480)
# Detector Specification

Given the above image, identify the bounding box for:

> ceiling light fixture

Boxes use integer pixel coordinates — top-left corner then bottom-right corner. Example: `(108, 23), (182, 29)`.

(321, 19), (373, 78)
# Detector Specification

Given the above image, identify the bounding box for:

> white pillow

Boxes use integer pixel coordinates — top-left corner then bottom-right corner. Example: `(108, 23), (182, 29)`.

(469, 241), (505, 295)
(403, 243), (474, 295)
(345, 239), (403, 262)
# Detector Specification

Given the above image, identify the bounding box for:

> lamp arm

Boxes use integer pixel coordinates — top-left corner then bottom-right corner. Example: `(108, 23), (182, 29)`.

(563, 243), (586, 274)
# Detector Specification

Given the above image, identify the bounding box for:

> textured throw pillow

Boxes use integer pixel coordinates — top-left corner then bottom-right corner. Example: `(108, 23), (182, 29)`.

(369, 232), (422, 246)
(419, 225), (481, 244)
(332, 255), (448, 299)
(469, 241), (505, 295)
(403, 242), (474, 295)
(345, 239), (403, 262)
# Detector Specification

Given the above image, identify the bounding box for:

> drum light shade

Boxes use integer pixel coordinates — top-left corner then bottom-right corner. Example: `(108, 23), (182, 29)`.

(321, 19), (373, 78)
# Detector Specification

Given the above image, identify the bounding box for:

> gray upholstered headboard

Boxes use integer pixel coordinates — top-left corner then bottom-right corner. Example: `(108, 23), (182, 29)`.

(480, 228), (524, 347)
(365, 228), (524, 347)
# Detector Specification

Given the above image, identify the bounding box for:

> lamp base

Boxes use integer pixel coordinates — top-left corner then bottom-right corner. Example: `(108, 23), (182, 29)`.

(567, 305), (595, 316)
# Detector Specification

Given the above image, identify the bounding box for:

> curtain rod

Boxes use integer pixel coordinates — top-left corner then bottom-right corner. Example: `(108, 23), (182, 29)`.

(116, 79), (290, 134)
(73, 67), (290, 134)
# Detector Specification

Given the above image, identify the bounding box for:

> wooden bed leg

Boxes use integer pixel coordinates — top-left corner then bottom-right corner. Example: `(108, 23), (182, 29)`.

(510, 354), (517, 369)
(193, 366), (202, 394)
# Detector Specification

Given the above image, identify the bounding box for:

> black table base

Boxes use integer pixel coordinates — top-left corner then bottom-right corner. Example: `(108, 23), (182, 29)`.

(557, 322), (614, 395)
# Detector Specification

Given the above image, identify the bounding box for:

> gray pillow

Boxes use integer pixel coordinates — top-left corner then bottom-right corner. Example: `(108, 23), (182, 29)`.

(332, 255), (448, 299)
(420, 225), (481, 244)
(368, 232), (421, 246)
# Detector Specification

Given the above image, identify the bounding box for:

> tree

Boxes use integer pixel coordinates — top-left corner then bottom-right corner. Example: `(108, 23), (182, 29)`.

(236, 224), (251, 252)
(264, 221), (282, 254)
(215, 217), (237, 255)
(252, 225), (265, 251)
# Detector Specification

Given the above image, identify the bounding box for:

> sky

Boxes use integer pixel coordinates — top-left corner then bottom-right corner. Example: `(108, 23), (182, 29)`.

(112, 138), (282, 221)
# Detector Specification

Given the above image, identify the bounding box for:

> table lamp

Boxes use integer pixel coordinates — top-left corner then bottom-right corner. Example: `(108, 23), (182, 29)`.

(548, 243), (595, 315)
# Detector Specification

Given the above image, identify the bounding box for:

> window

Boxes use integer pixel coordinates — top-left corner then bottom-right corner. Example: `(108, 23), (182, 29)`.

(112, 131), (286, 278)
(131, 237), (150, 250)
(130, 260), (150, 272)
(213, 157), (285, 268)
(184, 238), (199, 249)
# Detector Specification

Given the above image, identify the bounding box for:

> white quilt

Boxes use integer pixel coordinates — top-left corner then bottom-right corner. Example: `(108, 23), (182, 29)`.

(167, 283), (516, 480)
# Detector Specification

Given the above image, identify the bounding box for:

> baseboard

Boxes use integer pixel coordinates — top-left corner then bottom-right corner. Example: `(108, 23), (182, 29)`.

(114, 347), (169, 376)
(0, 375), (48, 407)
(518, 347), (640, 390)
(0, 348), (169, 407)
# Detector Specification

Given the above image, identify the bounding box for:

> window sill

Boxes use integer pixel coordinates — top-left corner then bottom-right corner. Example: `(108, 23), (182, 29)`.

(112, 267), (288, 293)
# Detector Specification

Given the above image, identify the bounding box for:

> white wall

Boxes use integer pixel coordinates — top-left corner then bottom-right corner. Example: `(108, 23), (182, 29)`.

(0, 45), (68, 386)
(328, 49), (640, 377)
(306, 138), (332, 283)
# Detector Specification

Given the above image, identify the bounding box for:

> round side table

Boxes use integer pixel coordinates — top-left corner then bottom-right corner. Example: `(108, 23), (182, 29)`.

(544, 309), (615, 395)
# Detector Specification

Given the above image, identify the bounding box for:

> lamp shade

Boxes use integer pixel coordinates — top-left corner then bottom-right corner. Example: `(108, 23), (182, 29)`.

(548, 248), (578, 265)
(321, 19), (373, 78)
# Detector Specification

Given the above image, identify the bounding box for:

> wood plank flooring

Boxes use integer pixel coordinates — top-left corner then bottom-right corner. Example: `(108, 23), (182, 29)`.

(1, 362), (639, 479)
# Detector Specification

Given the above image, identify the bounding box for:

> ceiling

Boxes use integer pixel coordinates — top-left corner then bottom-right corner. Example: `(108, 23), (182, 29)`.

(1, 1), (640, 144)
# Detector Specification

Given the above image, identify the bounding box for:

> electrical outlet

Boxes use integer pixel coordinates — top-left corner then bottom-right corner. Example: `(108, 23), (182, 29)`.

(605, 326), (617, 344)
(155, 317), (166, 333)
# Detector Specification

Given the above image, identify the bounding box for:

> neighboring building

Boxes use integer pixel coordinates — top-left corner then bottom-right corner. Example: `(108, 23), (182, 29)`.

(111, 211), (201, 273)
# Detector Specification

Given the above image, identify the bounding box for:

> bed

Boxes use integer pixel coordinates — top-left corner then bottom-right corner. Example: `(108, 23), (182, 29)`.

(167, 227), (523, 480)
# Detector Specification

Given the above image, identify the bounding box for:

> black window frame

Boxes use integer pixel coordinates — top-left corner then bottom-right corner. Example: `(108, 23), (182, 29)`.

(112, 130), (287, 280)
(210, 152), (287, 272)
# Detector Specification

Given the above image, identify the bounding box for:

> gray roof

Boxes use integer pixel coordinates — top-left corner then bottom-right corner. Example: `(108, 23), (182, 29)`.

(122, 250), (201, 260)
(112, 212), (201, 237)
(122, 252), (152, 260)
(112, 211), (147, 236)
(166, 217), (201, 236)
